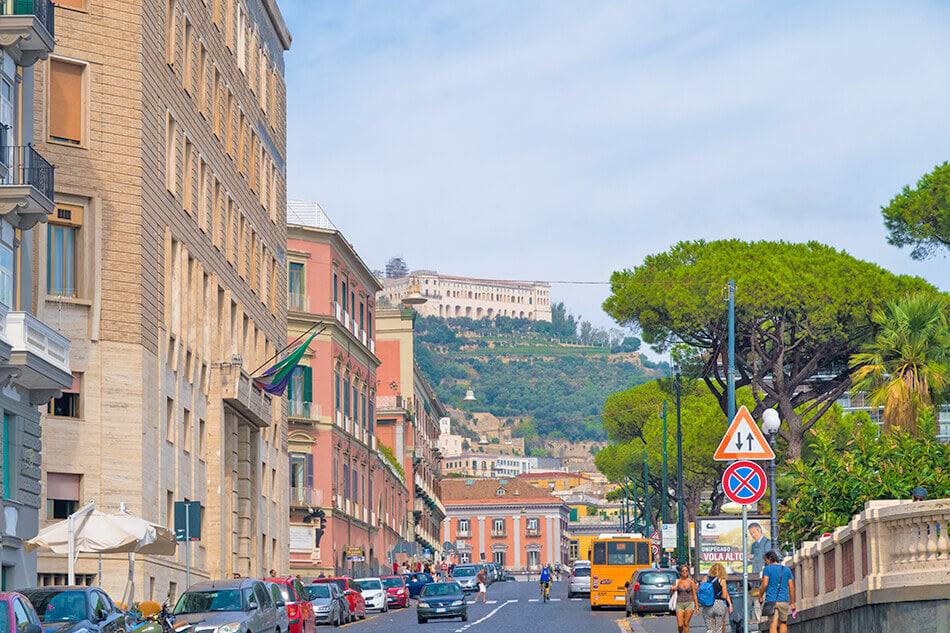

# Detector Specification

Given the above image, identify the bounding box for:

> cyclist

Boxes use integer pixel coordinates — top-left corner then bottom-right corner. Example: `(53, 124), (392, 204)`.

(554, 562), (562, 581)
(539, 564), (552, 601)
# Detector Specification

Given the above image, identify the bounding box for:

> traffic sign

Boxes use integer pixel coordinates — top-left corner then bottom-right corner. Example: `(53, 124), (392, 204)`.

(650, 530), (661, 559)
(721, 460), (767, 506)
(713, 405), (775, 461)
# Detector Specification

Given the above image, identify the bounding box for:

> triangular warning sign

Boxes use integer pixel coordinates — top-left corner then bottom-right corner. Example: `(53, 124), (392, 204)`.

(713, 405), (776, 461)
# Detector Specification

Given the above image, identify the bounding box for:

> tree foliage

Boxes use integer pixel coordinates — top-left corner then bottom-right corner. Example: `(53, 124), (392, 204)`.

(603, 239), (939, 458)
(881, 162), (950, 259)
(849, 294), (950, 434)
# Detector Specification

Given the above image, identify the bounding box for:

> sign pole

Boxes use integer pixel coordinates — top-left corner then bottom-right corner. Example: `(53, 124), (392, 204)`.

(185, 502), (191, 589)
(742, 503), (749, 633)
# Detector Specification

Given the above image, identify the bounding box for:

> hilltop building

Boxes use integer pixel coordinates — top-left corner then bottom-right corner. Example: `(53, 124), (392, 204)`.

(379, 270), (552, 321)
(441, 453), (564, 478)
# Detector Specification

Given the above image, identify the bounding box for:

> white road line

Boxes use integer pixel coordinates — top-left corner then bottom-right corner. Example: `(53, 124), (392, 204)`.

(486, 600), (498, 604)
(549, 598), (561, 602)
(453, 599), (516, 633)
(467, 600), (476, 604)
(528, 598), (539, 602)
(570, 598), (582, 601)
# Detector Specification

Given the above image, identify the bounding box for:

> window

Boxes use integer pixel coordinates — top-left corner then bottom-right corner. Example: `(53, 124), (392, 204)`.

(48, 59), (85, 145)
(0, 241), (12, 309)
(591, 541), (650, 566)
(341, 279), (347, 313)
(183, 408), (192, 453)
(48, 373), (81, 418)
(198, 418), (206, 460)
(343, 463), (350, 499)
(492, 551), (506, 567)
(166, 397), (175, 443)
(527, 550), (540, 569)
(334, 371), (340, 413)
(492, 518), (505, 534)
(46, 472), (81, 519)
(47, 204), (82, 297)
(165, 112), (178, 193)
(457, 519), (470, 535)
(288, 262), (304, 304)
(333, 272), (338, 304)
(54, 0), (87, 8)
(165, 0), (177, 65)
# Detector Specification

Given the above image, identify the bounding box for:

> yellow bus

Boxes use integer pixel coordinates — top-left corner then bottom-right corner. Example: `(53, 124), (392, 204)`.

(589, 533), (652, 609)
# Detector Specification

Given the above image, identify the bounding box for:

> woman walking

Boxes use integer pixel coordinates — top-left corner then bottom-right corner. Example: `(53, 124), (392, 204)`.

(671, 564), (698, 633)
(700, 563), (733, 633)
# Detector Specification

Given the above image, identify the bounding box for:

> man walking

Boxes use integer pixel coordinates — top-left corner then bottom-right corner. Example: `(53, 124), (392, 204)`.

(758, 551), (795, 633)
(475, 566), (488, 604)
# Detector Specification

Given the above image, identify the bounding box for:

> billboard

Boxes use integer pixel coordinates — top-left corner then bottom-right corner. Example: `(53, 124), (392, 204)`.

(696, 516), (772, 575)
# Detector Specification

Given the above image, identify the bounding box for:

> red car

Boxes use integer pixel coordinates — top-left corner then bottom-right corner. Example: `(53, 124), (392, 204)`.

(380, 576), (409, 608)
(265, 577), (315, 633)
(312, 578), (366, 621)
(0, 592), (42, 633)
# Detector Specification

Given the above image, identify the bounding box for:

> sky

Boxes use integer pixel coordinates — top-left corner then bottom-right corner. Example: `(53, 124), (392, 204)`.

(280, 0), (950, 336)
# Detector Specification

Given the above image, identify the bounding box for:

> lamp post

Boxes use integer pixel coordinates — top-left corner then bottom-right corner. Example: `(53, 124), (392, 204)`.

(674, 366), (686, 563)
(642, 451), (650, 537)
(761, 408), (781, 548)
(661, 400), (669, 567)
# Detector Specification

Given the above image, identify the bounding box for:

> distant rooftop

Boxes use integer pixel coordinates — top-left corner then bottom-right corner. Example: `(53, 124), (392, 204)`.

(287, 199), (337, 231)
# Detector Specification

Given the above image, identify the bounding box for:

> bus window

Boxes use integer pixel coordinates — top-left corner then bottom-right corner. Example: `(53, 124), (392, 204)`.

(607, 541), (636, 565)
(637, 542), (650, 565)
(592, 542), (606, 565)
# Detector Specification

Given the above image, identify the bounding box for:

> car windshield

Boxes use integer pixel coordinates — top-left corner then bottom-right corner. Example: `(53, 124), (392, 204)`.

(306, 585), (331, 600)
(639, 572), (676, 585)
(381, 578), (404, 588)
(275, 584), (294, 602)
(453, 567), (477, 577)
(420, 583), (460, 597)
(357, 579), (382, 590)
(174, 589), (245, 614)
(24, 591), (88, 623)
(572, 567), (591, 577)
(316, 580), (347, 592)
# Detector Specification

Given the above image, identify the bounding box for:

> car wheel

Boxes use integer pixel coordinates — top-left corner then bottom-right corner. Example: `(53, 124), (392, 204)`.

(417, 617), (427, 624)
(461, 611), (468, 622)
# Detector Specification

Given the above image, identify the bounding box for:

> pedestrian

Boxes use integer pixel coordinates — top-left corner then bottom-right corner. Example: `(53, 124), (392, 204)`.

(758, 551), (796, 633)
(698, 563), (732, 633)
(475, 566), (488, 604)
(393, 561), (399, 575)
(670, 564), (697, 633)
(440, 561), (449, 580)
(268, 569), (276, 577)
(912, 486), (928, 502)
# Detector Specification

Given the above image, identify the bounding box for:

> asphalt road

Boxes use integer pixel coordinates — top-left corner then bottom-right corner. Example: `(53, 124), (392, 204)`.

(335, 579), (630, 633)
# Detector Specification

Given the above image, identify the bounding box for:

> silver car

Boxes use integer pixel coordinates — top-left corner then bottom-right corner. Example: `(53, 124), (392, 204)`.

(265, 582), (290, 633)
(304, 583), (342, 627)
(174, 579), (280, 633)
(568, 563), (591, 598)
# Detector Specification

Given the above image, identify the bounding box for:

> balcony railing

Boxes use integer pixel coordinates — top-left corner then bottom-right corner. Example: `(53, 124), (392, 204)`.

(289, 486), (322, 508)
(288, 400), (320, 420)
(1, 144), (53, 202)
(0, 0), (54, 37)
(525, 527), (541, 537)
(287, 292), (307, 312)
(491, 529), (506, 538)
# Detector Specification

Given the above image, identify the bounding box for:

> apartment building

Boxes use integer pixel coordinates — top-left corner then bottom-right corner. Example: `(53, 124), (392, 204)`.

(375, 307), (445, 559)
(285, 201), (410, 577)
(32, 0), (290, 597)
(441, 478), (568, 571)
(0, 0), (72, 589)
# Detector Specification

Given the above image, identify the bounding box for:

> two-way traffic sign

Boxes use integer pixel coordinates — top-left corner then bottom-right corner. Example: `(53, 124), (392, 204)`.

(713, 405), (775, 461)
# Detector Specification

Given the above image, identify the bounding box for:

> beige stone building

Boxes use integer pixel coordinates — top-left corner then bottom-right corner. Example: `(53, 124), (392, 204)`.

(380, 271), (552, 321)
(31, 0), (291, 600)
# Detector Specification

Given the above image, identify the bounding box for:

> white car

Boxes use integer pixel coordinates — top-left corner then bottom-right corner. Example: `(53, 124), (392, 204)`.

(356, 577), (389, 612)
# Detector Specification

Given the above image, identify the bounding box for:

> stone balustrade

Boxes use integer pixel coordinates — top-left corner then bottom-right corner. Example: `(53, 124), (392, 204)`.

(786, 497), (949, 625)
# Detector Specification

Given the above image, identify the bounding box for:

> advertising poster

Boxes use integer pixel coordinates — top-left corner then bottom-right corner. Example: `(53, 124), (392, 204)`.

(696, 516), (771, 575)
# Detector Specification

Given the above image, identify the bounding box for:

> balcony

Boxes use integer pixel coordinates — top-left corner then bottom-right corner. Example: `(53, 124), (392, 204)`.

(289, 486), (323, 508)
(287, 292), (307, 312)
(0, 144), (54, 230)
(0, 311), (70, 403)
(288, 399), (321, 421)
(456, 531), (470, 539)
(0, 0), (54, 67)
(491, 529), (507, 538)
(525, 527), (541, 537)
(219, 362), (272, 427)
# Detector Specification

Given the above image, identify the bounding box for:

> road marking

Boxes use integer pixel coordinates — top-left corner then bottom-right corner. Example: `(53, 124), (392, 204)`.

(549, 598), (561, 602)
(570, 598), (582, 601)
(467, 600), (475, 604)
(528, 598), (539, 602)
(453, 599), (516, 633)
(486, 600), (498, 604)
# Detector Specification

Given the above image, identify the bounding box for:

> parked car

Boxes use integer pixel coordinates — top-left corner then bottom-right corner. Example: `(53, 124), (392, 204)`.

(403, 573), (433, 598)
(303, 584), (341, 627)
(450, 566), (479, 593)
(264, 583), (289, 633)
(311, 579), (364, 621)
(172, 579), (278, 633)
(354, 579), (387, 613)
(0, 592), (42, 633)
(416, 583), (467, 624)
(568, 562), (591, 599)
(22, 586), (127, 633)
(624, 569), (678, 616)
(264, 577), (314, 633)
(379, 576), (409, 609)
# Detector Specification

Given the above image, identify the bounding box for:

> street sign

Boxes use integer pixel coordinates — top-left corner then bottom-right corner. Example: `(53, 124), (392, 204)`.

(721, 460), (768, 506)
(662, 523), (677, 550)
(650, 530), (661, 559)
(174, 501), (202, 541)
(713, 405), (775, 461)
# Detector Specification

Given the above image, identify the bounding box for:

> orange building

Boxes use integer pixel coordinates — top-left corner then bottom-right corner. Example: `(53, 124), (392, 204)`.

(442, 479), (569, 572)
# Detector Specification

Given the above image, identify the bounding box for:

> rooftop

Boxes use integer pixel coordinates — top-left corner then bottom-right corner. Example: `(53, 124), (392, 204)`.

(441, 478), (564, 505)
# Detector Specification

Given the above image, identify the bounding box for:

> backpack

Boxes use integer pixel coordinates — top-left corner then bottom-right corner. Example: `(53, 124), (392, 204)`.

(697, 578), (716, 607)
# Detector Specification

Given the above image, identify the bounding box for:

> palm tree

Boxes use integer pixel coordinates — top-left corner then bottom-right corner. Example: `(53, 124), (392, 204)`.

(849, 294), (950, 434)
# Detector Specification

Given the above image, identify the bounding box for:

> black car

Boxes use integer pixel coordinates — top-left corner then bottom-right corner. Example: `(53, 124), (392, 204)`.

(416, 583), (467, 624)
(21, 587), (126, 633)
(404, 573), (433, 598)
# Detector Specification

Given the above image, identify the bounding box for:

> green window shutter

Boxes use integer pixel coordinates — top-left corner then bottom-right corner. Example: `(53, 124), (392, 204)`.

(569, 508), (578, 522)
(302, 366), (313, 402)
(14, 0), (34, 16)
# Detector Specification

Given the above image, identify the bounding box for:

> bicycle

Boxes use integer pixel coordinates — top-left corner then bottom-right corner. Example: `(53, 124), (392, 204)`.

(540, 581), (551, 602)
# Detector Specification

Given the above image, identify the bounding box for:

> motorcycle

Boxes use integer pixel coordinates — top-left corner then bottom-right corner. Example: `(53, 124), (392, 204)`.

(126, 601), (192, 633)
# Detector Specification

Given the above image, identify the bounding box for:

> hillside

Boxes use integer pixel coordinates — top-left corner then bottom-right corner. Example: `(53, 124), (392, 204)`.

(413, 309), (667, 443)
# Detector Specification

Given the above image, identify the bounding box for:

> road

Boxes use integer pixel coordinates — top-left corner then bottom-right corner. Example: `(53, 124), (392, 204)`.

(334, 579), (679, 633)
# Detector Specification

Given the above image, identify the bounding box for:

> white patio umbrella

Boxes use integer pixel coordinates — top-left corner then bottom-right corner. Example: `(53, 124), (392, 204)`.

(26, 502), (177, 603)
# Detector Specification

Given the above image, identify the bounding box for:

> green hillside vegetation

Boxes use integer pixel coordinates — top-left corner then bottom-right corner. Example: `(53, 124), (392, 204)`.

(413, 306), (665, 442)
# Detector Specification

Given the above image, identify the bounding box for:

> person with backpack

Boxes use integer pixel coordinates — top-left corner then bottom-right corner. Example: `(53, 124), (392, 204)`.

(698, 563), (733, 633)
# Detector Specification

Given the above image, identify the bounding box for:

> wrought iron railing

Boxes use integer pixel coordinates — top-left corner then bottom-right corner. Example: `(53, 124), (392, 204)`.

(0, 144), (54, 202)
(0, 0), (55, 38)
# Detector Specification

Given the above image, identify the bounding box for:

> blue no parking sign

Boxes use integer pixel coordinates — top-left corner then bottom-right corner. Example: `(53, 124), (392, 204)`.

(721, 460), (767, 506)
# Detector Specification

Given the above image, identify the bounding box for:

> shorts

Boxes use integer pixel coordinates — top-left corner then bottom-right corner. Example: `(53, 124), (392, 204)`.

(478, 583), (486, 593)
(676, 600), (695, 612)
(773, 602), (790, 622)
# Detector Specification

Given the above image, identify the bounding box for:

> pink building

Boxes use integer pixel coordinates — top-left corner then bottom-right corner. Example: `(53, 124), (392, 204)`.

(286, 203), (410, 577)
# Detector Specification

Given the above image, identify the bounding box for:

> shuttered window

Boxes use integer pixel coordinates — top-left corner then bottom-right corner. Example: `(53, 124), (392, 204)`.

(49, 59), (84, 145)
(54, 0), (87, 9)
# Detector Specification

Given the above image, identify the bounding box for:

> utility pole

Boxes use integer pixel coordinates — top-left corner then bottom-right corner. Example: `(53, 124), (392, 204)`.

(675, 368), (686, 563)
(642, 451), (650, 537)
(631, 478), (639, 532)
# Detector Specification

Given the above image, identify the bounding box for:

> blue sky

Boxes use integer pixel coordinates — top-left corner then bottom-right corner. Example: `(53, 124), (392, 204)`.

(281, 1), (950, 333)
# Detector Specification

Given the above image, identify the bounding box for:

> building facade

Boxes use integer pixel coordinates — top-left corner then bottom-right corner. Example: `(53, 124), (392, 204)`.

(441, 479), (569, 571)
(374, 307), (445, 560)
(285, 203), (409, 577)
(0, 1), (72, 590)
(379, 270), (552, 322)
(33, 0), (290, 598)
(441, 453), (554, 478)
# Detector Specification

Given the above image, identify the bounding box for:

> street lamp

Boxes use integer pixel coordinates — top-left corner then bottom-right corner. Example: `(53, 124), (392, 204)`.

(674, 366), (686, 564)
(761, 408), (781, 549)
